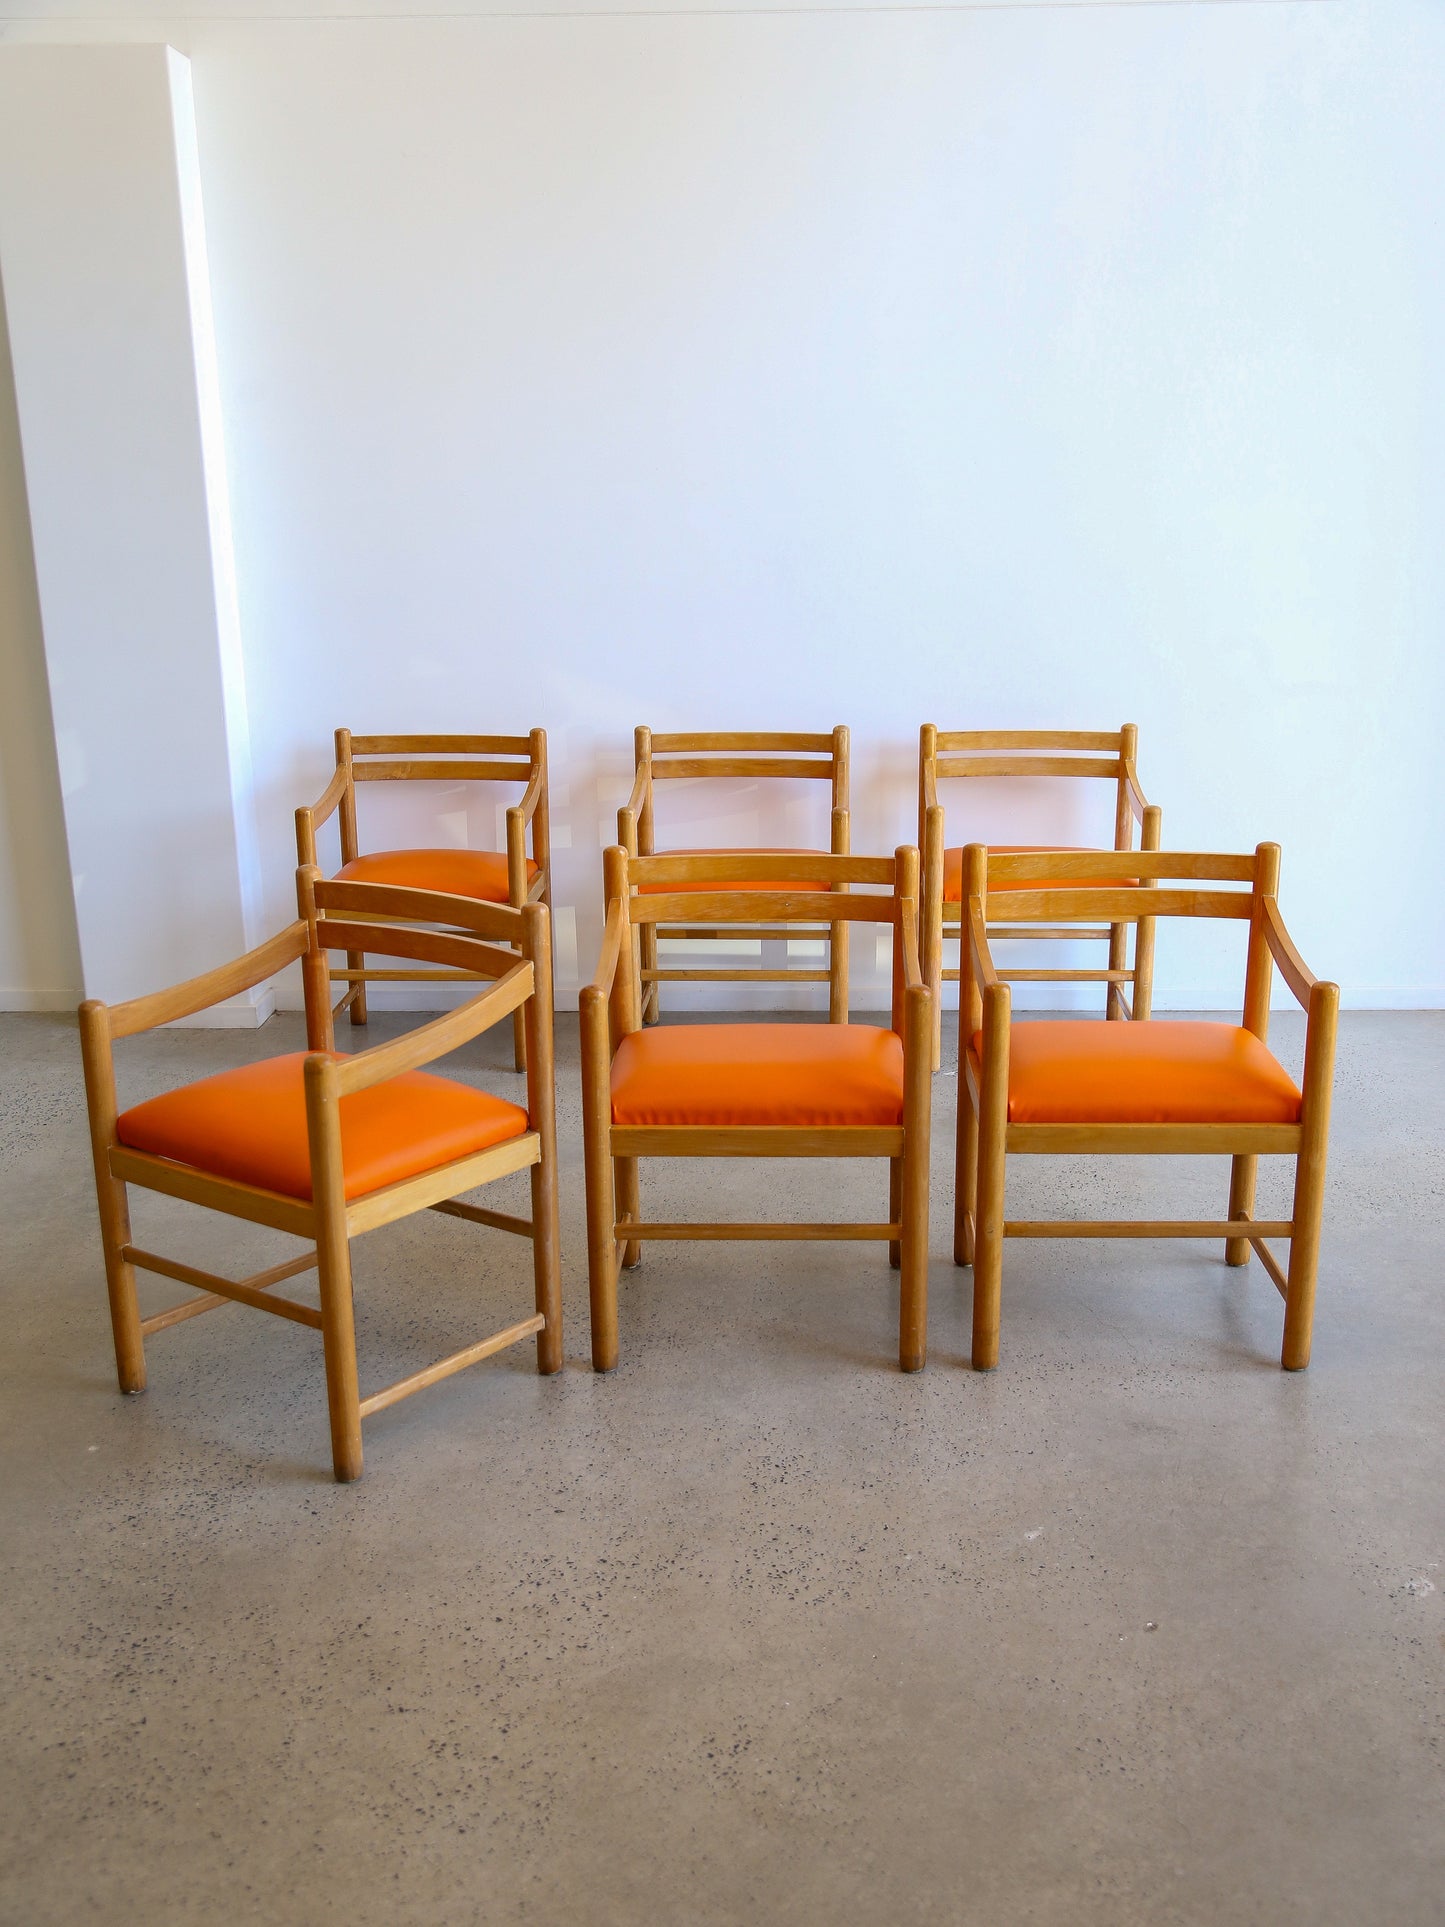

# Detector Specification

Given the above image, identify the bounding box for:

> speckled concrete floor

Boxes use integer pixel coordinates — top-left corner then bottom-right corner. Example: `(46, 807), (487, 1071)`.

(1, 1008), (1441, 1925)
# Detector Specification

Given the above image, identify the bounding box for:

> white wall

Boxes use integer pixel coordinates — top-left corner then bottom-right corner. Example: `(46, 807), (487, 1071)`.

(1, 0), (1441, 1011)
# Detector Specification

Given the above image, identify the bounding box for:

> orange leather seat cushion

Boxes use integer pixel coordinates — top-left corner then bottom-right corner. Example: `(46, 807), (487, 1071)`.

(336, 848), (536, 903)
(968, 1021), (1301, 1125)
(640, 849), (831, 894)
(943, 845), (1138, 903)
(116, 1053), (529, 1201)
(611, 1024), (904, 1126)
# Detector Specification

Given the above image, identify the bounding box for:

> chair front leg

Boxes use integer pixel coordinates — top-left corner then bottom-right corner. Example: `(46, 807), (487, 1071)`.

(580, 990), (620, 1370)
(99, 1174), (146, 1395)
(1281, 981), (1339, 1371)
(307, 1058), (363, 1480)
(970, 987), (1010, 1371)
(898, 984), (932, 1372)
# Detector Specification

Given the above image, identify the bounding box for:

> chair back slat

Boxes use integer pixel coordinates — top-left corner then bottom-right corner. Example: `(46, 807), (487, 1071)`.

(353, 758), (531, 784)
(311, 876), (526, 940)
(631, 851), (892, 887)
(937, 754), (1121, 781)
(934, 729), (1124, 754)
(348, 734), (532, 757)
(314, 918), (521, 978)
(630, 890), (897, 927)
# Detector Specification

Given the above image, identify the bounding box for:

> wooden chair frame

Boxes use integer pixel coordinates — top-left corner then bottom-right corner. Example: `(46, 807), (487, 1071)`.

(581, 845), (932, 1373)
(955, 842), (1339, 1372)
(620, 727), (851, 1025)
(919, 725), (1161, 1069)
(296, 728), (551, 1072)
(78, 872), (562, 1483)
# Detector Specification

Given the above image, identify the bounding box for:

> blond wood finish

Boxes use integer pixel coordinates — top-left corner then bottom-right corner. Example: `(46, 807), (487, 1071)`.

(295, 727), (549, 1072)
(77, 875), (563, 1482)
(956, 844), (1338, 1373)
(620, 724), (850, 1024)
(919, 724), (1162, 1068)
(581, 845), (931, 1371)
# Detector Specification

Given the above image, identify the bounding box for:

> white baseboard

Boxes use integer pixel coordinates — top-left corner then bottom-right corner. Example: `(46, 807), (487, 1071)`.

(163, 986), (276, 1030)
(0, 988), (78, 1013)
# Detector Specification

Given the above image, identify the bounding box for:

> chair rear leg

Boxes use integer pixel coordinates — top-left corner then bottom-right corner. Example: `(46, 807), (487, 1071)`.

(511, 1005), (527, 1075)
(829, 921), (850, 1026)
(346, 951), (368, 1026)
(954, 1087), (978, 1267)
(1226, 1154), (1256, 1267)
(640, 924), (660, 1025)
(888, 1158), (902, 1269)
(616, 1156), (642, 1269)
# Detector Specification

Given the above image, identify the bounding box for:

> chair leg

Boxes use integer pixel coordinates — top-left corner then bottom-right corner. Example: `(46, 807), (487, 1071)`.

(970, 1083), (1006, 1371)
(888, 1158), (902, 1269)
(580, 992), (620, 1370)
(1226, 1154), (1256, 1267)
(616, 1156), (642, 1269)
(954, 1085), (978, 1267)
(640, 924), (660, 1025)
(316, 1231), (363, 1483)
(1281, 1148), (1327, 1372)
(530, 1158), (564, 1376)
(898, 1059), (931, 1375)
(511, 1004), (526, 1075)
(829, 921), (850, 1025)
(99, 1179), (146, 1395)
(346, 951), (368, 1026)
(1106, 921), (1126, 1020)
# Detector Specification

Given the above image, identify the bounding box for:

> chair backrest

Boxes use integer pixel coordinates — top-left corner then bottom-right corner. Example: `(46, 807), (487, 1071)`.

(300, 728), (548, 872)
(297, 870), (550, 1052)
(607, 844), (917, 1032)
(623, 727), (849, 857)
(920, 724), (1155, 857)
(959, 843), (1282, 1037)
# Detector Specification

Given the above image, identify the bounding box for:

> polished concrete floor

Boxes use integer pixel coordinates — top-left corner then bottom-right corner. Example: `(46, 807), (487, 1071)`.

(1, 1006), (1442, 1925)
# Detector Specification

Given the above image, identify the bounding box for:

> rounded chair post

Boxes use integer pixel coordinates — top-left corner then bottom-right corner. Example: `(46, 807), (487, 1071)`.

(78, 1002), (147, 1395)
(899, 977), (932, 1372)
(1282, 978), (1339, 1370)
(579, 983), (620, 1371)
(970, 978), (1011, 1371)
(522, 902), (563, 1375)
(304, 1053), (363, 1482)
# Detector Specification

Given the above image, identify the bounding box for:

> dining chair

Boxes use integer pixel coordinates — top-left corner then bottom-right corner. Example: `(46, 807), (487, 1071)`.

(78, 870), (561, 1481)
(955, 842), (1337, 1371)
(919, 725), (1161, 1068)
(580, 844), (932, 1372)
(619, 727), (850, 1024)
(296, 729), (550, 1070)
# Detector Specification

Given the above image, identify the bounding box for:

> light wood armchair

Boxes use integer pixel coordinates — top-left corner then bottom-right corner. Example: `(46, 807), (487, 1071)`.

(78, 872), (562, 1483)
(619, 727), (850, 1024)
(919, 726), (1161, 1068)
(296, 729), (550, 1072)
(581, 845), (932, 1374)
(955, 843), (1338, 1372)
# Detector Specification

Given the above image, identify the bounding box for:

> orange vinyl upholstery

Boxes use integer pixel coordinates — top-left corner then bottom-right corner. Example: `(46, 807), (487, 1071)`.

(639, 849), (832, 895)
(967, 1022), (1302, 1126)
(943, 846), (1139, 904)
(336, 849), (538, 903)
(117, 1053), (529, 1201)
(611, 1023), (905, 1127)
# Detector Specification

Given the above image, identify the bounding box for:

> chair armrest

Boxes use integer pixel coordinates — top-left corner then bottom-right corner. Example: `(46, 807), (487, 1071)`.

(901, 896), (924, 992)
(1260, 898), (1332, 1012)
(966, 901), (1001, 992)
(588, 896), (627, 1000)
(329, 960), (534, 1097)
(295, 765), (349, 865)
(514, 767), (544, 826)
(1121, 759), (1153, 826)
(624, 762), (650, 822)
(103, 924), (309, 1040)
